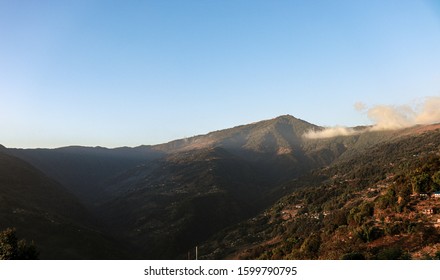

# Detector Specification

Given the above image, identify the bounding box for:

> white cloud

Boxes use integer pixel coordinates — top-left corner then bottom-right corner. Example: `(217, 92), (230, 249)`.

(367, 104), (415, 130)
(303, 126), (360, 139)
(415, 96), (440, 125)
(303, 96), (440, 139)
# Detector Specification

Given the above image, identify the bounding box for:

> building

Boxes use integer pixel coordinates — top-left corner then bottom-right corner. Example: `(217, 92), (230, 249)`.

(419, 193), (428, 198)
(423, 208), (434, 215)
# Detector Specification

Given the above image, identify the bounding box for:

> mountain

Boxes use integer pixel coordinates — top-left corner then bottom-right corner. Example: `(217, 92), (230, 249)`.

(7, 115), (327, 259)
(93, 116), (433, 259)
(93, 115), (326, 258)
(0, 150), (130, 259)
(198, 124), (440, 260)
(153, 115), (319, 154)
(8, 115), (323, 205)
(3, 115), (440, 259)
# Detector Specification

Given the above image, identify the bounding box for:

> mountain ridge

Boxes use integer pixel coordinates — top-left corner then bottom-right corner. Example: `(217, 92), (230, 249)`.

(151, 114), (319, 154)
(2, 115), (440, 259)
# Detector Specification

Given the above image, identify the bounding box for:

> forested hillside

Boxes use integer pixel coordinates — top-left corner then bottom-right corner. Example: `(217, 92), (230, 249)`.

(199, 126), (440, 260)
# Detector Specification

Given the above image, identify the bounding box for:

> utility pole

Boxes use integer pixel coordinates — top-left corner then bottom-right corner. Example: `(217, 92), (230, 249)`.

(195, 246), (198, 260)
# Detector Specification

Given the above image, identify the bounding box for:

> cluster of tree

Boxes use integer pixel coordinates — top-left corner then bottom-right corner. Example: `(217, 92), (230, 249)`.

(0, 228), (39, 260)
(202, 153), (440, 260)
(410, 156), (440, 194)
(375, 155), (440, 213)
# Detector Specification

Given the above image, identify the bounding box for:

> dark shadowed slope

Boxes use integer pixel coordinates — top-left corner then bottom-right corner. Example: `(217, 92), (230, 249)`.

(0, 150), (131, 259)
(8, 145), (164, 204)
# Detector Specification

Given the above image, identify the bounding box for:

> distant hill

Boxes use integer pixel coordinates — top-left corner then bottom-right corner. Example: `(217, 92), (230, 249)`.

(7, 145), (163, 204)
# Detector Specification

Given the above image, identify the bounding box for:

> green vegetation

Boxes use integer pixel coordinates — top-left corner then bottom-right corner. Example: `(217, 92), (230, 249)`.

(199, 128), (440, 260)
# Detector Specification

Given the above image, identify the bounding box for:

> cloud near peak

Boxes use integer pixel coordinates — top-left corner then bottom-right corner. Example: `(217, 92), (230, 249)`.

(303, 126), (360, 139)
(303, 96), (440, 139)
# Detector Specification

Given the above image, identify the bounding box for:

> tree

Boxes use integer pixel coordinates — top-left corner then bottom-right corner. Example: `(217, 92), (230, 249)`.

(348, 202), (374, 226)
(411, 173), (431, 194)
(0, 228), (39, 260)
(356, 224), (383, 242)
(432, 171), (440, 189)
(300, 234), (321, 258)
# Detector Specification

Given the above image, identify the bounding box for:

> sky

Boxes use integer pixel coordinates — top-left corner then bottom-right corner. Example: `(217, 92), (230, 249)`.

(1, 0), (440, 148)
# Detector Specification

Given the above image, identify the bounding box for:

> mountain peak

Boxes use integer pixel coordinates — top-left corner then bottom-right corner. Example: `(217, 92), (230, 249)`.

(237, 115), (319, 154)
(153, 115), (319, 154)
(274, 114), (297, 120)
(270, 114), (316, 126)
(230, 115), (316, 151)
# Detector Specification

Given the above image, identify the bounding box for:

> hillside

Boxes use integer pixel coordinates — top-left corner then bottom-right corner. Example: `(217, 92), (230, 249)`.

(91, 118), (440, 259)
(0, 151), (130, 259)
(94, 115), (326, 258)
(198, 125), (440, 259)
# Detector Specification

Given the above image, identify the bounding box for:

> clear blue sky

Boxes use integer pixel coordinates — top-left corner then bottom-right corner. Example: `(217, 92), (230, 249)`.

(1, 0), (440, 148)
